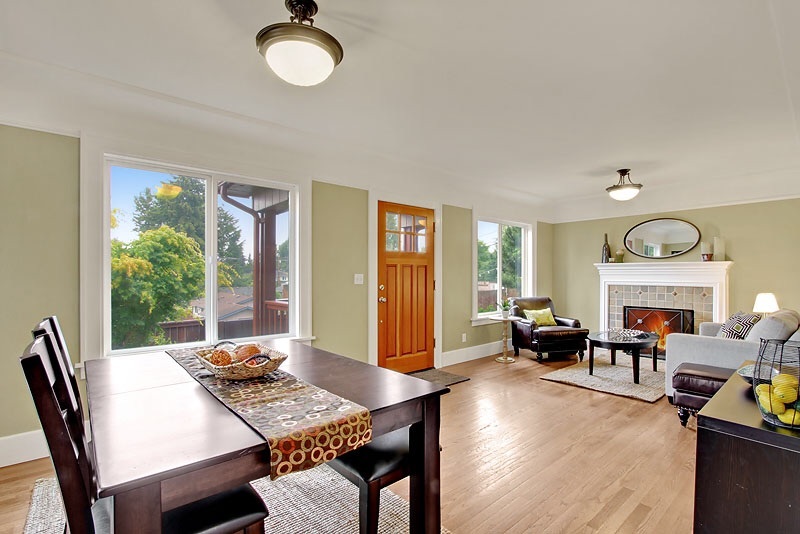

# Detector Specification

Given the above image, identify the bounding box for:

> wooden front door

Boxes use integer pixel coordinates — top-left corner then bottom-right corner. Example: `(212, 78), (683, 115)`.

(377, 202), (435, 373)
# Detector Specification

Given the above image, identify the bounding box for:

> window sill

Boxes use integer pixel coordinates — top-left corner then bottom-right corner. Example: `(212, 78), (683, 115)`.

(471, 316), (501, 327)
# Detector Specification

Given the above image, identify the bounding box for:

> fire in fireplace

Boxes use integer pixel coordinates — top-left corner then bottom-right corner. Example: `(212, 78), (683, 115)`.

(623, 306), (694, 355)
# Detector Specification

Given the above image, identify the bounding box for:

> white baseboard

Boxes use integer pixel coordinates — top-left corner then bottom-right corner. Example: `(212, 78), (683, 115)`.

(441, 340), (503, 367)
(0, 429), (49, 467)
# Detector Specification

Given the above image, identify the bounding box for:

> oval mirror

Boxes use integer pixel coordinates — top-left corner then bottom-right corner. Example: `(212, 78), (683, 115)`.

(624, 218), (700, 259)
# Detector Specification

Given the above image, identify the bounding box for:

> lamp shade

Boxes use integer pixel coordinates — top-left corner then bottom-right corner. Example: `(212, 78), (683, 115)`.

(753, 293), (779, 315)
(256, 21), (343, 86)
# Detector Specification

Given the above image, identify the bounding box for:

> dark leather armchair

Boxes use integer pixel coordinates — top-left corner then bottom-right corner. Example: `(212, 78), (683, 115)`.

(509, 297), (589, 361)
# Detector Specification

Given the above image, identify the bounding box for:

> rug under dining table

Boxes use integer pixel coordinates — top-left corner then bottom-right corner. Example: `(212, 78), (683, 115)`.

(24, 464), (451, 533)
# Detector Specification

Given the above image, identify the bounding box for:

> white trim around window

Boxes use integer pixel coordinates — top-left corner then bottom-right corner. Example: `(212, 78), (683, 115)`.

(471, 215), (534, 326)
(80, 134), (312, 362)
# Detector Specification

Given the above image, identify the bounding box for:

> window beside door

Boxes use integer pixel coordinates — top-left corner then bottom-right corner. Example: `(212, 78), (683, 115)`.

(475, 219), (531, 316)
(108, 159), (293, 352)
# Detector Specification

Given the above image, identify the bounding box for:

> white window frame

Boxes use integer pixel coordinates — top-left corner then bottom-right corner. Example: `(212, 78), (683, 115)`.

(471, 217), (533, 325)
(84, 150), (300, 358)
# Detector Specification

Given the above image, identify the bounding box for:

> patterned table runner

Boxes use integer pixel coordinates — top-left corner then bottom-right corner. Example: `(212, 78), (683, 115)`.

(167, 347), (372, 479)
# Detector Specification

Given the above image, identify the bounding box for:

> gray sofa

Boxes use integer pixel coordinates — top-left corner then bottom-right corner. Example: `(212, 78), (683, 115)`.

(665, 309), (800, 399)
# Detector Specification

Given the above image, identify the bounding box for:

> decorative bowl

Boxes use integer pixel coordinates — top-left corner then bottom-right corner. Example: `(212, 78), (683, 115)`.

(195, 342), (288, 380)
(736, 363), (777, 385)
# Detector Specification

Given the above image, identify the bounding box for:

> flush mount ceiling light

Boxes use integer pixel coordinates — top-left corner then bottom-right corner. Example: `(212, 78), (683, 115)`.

(606, 168), (643, 201)
(256, 0), (343, 87)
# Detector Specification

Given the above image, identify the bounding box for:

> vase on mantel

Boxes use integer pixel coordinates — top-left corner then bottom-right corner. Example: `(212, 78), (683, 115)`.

(700, 241), (713, 262)
(601, 234), (611, 263)
(713, 237), (726, 261)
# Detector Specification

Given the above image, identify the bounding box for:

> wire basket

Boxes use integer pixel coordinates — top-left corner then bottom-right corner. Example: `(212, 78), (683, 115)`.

(195, 341), (288, 380)
(753, 339), (800, 428)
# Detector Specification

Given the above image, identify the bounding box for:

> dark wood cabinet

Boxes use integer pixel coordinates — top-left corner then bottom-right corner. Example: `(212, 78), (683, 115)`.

(695, 370), (800, 532)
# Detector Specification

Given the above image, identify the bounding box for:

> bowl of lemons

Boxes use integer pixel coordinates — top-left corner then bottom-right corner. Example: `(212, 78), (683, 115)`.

(754, 372), (800, 428)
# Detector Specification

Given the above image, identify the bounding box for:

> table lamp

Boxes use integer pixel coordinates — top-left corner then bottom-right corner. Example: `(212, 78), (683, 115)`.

(753, 292), (779, 317)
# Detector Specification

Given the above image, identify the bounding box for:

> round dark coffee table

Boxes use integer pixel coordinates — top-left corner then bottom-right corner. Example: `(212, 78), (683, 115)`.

(587, 330), (660, 384)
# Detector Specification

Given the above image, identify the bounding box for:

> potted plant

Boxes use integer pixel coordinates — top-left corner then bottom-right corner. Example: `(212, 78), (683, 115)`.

(498, 299), (511, 318)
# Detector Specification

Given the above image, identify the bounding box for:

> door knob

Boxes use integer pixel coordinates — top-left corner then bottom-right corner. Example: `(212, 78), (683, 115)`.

(378, 297), (387, 303)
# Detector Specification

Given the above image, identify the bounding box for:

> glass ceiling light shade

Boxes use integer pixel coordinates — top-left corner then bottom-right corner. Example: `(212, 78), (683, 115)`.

(256, 0), (343, 87)
(606, 168), (643, 201)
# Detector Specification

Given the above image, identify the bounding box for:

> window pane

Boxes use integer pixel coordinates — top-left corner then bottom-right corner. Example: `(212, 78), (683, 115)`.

(417, 235), (426, 253)
(401, 232), (413, 252)
(110, 168), (206, 349)
(415, 216), (427, 232)
(400, 214), (414, 233)
(477, 221), (499, 313)
(500, 224), (523, 299)
(386, 212), (399, 231)
(386, 233), (399, 251)
(218, 182), (290, 338)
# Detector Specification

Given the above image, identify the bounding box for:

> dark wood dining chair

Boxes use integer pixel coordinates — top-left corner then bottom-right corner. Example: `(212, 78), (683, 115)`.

(327, 427), (411, 534)
(32, 316), (83, 420)
(31, 317), (96, 495)
(20, 334), (269, 534)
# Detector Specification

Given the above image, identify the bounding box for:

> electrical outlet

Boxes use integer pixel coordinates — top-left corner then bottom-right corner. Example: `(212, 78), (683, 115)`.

(461, 333), (467, 343)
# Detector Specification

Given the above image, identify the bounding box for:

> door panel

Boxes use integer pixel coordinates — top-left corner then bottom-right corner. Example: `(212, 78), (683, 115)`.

(378, 202), (434, 373)
(416, 265), (427, 352)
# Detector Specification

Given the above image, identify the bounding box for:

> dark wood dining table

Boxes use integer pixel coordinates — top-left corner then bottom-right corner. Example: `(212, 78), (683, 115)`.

(85, 339), (449, 533)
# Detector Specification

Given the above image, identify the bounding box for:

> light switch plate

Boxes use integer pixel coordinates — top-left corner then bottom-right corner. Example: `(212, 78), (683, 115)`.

(354, 273), (364, 285)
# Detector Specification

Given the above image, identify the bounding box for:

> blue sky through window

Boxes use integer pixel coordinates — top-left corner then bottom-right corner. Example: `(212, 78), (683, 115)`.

(110, 165), (288, 254)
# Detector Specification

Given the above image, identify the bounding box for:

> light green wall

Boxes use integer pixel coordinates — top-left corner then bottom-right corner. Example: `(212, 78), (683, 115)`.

(536, 221), (554, 297)
(0, 124), (80, 437)
(552, 199), (800, 332)
(441, 205), (502, 352)
(311, 181), (369, 361)
(5, 122), (796, 444)
(309, 193), (503, 356)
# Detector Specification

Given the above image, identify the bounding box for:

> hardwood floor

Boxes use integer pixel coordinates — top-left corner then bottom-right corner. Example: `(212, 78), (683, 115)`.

(391, 352), (696, 533)
(0, 457), (53, 534)
(0, 352), (695, 533)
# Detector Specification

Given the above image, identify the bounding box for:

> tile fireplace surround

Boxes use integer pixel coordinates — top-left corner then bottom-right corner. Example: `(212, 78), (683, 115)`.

(595, 262), (733, 333)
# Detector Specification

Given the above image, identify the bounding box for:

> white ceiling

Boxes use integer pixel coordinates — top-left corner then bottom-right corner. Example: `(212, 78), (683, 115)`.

(2, 0), (800, 222)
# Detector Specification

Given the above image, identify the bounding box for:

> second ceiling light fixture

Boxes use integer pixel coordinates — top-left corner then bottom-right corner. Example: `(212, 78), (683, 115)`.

(256, 0), (343, 86)
(606, 168), (643, 201)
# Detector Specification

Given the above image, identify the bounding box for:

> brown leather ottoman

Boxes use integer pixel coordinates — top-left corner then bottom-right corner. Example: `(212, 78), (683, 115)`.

(672, 363), (735, 426)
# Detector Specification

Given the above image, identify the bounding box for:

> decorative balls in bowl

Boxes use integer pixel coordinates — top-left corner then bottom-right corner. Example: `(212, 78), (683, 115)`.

(195, 341), (288, 380)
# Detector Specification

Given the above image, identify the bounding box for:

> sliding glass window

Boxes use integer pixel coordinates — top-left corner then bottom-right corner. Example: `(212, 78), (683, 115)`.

(108, 160), (292, 351)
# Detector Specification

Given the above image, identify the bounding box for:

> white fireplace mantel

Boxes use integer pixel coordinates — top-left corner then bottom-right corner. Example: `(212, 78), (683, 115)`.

(595, 261), (733, 331)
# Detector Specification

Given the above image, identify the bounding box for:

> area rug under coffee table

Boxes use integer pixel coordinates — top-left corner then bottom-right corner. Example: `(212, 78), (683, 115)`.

(540, 351), (665, 402)
(24, 464), (451, 533)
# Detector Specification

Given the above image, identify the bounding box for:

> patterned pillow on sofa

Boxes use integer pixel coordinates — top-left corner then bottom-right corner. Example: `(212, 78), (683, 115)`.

(717, 311), (761, 340)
